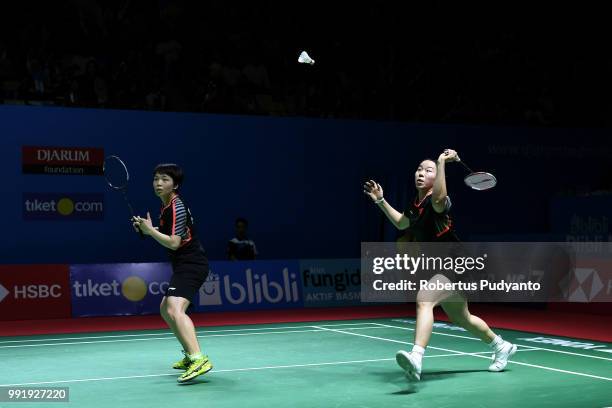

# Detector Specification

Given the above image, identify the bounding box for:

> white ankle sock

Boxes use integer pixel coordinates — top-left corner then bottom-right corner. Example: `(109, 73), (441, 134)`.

(189, 352), (203, 361)
(412, 345), (425, 360)
(488, 335), (504, 351)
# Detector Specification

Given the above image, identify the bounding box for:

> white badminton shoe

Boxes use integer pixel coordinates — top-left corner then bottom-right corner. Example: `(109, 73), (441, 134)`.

(396, 350), (422, 381)
(489, 341), (517, 372)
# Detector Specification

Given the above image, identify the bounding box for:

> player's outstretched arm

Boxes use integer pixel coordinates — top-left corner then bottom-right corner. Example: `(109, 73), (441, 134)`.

(363, 180), (410, 230)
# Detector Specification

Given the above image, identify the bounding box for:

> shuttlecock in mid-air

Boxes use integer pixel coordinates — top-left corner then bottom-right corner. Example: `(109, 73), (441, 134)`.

(298, 51), (315, 65)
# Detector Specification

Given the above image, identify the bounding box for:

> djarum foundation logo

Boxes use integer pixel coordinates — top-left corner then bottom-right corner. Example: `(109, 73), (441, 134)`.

(22, 146), (104, 175)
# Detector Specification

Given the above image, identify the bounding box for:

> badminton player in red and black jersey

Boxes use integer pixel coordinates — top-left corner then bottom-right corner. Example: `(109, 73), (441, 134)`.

(364, 149), (516, 381)
(132, 163), (212, 383)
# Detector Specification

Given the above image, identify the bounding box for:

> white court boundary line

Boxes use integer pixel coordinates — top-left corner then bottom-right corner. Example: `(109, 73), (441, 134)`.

(374, 322), (612, 363)
(2, 318), (609, 363)
(313, 325), (612, 382)
(0, 326), (577, 387)
(0, 322), (379, 345)
(0, 325), (394, 350)
(0, 350), (539, 387)
(0, 358), (396, 387)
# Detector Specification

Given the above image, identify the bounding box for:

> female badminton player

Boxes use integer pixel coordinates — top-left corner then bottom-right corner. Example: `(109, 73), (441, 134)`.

(363, 149), (516, 381)
(132, 163), (212, 383)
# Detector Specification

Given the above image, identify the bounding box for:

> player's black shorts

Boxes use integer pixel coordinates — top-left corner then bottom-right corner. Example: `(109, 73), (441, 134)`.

(418, 241), (483, 301)
(165, 261), (210, 301)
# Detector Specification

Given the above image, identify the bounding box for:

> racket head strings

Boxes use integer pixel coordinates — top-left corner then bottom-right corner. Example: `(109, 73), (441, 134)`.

(464, 171), (497, 190)
(103, 155), (130, 190)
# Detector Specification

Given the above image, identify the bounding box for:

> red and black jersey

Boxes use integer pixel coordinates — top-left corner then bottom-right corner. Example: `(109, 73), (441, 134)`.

(159, 194), (207, 264)
(404, 193), (459, 242)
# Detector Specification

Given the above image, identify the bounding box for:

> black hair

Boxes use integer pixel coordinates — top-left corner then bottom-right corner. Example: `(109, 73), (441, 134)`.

(153, 163), (184, 189)
(235, 217), (249, 226)
(419, 158), (438, 169)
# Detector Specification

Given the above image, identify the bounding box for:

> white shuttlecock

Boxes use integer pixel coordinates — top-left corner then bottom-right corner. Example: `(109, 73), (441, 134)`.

(298, 51), (315, 65)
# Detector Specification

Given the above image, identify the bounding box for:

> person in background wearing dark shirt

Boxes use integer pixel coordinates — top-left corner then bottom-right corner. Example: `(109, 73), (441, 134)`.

(228, 217), (258, 260)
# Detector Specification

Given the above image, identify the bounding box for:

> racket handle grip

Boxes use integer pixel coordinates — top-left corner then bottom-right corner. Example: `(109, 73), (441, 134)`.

(131, 216), (146, 239)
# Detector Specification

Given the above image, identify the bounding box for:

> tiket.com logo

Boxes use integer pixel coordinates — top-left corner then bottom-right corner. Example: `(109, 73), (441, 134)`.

(23, 193), (104, 220)
(559, 268), (604, 302)
(72, 277), (168, 302)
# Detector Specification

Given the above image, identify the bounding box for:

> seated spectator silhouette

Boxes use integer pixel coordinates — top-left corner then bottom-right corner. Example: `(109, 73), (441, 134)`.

(228, 217), (258, 260)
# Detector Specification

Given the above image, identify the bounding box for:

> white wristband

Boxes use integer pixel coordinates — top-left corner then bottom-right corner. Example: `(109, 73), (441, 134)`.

(374, 197), (385, 204)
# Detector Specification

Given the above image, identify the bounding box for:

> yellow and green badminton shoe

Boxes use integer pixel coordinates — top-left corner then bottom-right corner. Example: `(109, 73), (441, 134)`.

(177, 356), (213, 383)
(172, 350), (191, 370)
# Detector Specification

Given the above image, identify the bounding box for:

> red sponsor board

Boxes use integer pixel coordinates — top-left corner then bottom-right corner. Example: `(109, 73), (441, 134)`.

(22, 146), (104, 175)
(0, 265), (72, 320)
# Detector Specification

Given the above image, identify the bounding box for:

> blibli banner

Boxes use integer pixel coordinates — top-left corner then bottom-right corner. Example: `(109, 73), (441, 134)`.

(68, 259), (360, 317)
(194, 260), (303, 312)
(70, 263), (172, 317)
(550, 196), (612, 241)
(300, 259), (362, 307)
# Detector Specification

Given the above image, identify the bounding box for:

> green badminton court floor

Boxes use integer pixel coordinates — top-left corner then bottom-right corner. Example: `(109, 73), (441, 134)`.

(0, 317), (610, 408)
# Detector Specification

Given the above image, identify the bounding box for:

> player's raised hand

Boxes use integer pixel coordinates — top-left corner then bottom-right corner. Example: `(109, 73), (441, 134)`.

(363, 180), (384, 202)
(439, 148), (459, 163)
(132, 213), (154, 236)
(131, 216), (141, 233)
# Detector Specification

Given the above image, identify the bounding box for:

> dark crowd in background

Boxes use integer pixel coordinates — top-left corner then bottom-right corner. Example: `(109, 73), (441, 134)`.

(0, 1), (609, 128)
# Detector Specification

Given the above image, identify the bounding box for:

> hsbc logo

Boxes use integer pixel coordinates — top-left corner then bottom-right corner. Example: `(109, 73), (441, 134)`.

(0, 283), (62, 302)
(560, 268), (605, 302)
(0, 284), (8, 303)
(0, 265), (71, 321)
